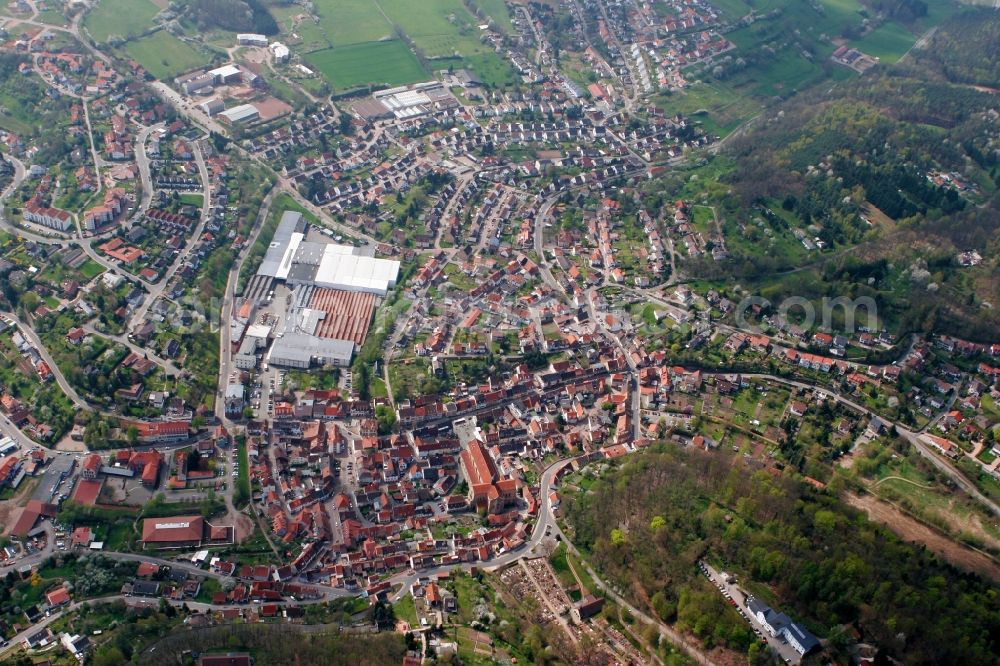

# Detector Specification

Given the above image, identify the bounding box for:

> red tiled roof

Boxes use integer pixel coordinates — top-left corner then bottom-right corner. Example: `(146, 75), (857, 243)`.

(46, 587), (70, 606)
(141, 515), (204, 543)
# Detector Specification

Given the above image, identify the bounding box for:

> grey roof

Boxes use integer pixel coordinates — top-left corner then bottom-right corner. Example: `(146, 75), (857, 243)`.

(746, 597), (769, 616)
(292, 240), (326, 265)
(131, 580), (160, 596)
(285, 261), (319, 284)
(225, 383), (245, 398)
(268, 333), (354, 366)
(764, 609), (791, 632)
(782, 621), (819, 653)
(257, 212), (306, 278)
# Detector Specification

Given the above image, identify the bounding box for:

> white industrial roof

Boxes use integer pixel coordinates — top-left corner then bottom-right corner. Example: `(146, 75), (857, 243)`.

(220, 103), (259, 122)
(313, 244), (400, 296)
(246, 323), (272, 339)
(258, 211), (305, 277)
(209, 64), (241, 79)
(274, 231), (304, 280)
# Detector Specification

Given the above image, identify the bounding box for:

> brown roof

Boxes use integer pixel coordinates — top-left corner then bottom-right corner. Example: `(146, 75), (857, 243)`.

(136, 562), (159, 577)
(46, 587), (70, 606)
(308, 288), (377, 345)
(141, 516), (204, 543)
(72, 479), (102, 505)
(11, 500), (57, 537)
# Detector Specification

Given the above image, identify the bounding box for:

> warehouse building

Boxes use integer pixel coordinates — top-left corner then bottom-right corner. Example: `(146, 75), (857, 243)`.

(257, 212), (399, 297)
(141, 516), (204, 549)
(267, 334), (354, 368)
(219, 104), (260, 125)
(237, 33), (268, 47)
(251, 211), (399, 369)
(141, 516), (233, 549)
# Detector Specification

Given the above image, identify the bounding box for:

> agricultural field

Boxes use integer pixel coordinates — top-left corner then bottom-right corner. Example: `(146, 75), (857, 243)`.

(309, 0), (394, 48)
(853, 21), (922, 62)
(122, 30), (214, 80)
(379, 0), (493, 58)
(715, 0), (957, 102)
(84, 0), (160, 43)
(306, 40), (427, 91)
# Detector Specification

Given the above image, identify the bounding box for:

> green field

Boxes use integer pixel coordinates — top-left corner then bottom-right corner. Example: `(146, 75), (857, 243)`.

(79, 259), (106, 279)
(123, 30), (211, 80)
(854, 21), (921, 63)
(379, 0), (489, 58)
(85, 0), (160, 43)
(472, 0), (514, 33)
(309, 0), (394, 48)
(179, 193), (204, 207)
(654, 81), (763, 137)
(274, 0), (514, 86)
(377, 0), (514, 85)
(434, 53), (517, 88)
(306, 40), (427, 90)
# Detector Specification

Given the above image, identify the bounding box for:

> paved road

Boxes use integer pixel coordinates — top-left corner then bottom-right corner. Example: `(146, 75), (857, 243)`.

(149, 82), (228, 136)
(387, 456), (577, 601)
(2, 311), (89, 410)
(212, 184), (278, 529)
(131, 122), (164, 223)
(0, 585), (353, 661)
(547, 496), (719, 666)
(80, 323), (181, 376)
(0, 593), (121, 659)
(129, 139), (213, 330)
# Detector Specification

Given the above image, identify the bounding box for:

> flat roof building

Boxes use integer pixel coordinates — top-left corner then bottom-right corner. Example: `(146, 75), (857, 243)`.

(257, 212), (399, 296)
(237, 34), (268, 47)
(257, 211), (307, 279)
(209, 64), (242, 83)
(267, 334), (354, 369)
(199, 98), (225, 117)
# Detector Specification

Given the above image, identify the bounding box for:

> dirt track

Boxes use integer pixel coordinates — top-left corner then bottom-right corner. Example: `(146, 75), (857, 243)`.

(846, 493), (1000, 583)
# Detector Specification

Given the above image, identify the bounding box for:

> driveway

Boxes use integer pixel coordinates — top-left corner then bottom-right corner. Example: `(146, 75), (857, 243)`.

(701, 561), (803, 664)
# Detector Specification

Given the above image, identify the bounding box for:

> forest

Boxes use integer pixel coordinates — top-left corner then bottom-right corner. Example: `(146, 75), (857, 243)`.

(562, 446), (1000, 665)
(653, 9), (1000, 341)
(186, 0), (279, 35)
(900, 8), (1000, 87)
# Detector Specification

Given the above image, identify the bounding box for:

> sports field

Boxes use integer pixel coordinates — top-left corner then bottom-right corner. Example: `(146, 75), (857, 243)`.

(305, 40), (427, 90)
(123, 31), (211, 80)
(85, 0), (160, 43)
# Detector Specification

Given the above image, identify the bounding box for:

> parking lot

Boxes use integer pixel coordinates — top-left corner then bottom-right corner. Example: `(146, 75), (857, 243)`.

(700, 561), (803, 664)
